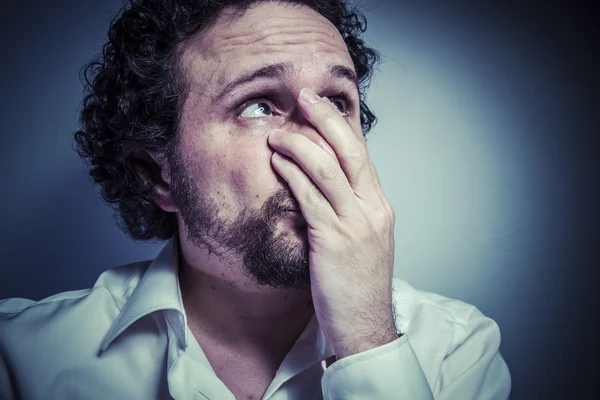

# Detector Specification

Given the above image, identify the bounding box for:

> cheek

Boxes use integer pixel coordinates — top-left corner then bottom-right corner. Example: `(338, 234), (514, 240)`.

(228, 142), (282, 204)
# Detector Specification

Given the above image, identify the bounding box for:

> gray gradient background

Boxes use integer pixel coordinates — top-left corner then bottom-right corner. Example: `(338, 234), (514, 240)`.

(0, 1), (596, 398)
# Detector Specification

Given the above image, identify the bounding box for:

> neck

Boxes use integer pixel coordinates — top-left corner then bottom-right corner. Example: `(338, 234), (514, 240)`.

(178, 238), (315, 356)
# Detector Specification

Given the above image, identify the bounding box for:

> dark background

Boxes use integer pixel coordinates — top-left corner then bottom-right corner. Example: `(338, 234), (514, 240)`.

(0, 1), (597, 398)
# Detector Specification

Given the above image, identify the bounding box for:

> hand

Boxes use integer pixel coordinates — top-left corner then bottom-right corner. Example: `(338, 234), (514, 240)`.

(267, 87), (399, 360)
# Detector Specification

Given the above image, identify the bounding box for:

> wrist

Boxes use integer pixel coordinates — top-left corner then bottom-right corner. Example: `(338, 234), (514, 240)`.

(334, 323), (400, 360)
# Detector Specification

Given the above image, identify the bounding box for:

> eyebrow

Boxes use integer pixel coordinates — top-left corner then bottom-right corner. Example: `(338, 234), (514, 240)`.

(213, 61), (358, 102)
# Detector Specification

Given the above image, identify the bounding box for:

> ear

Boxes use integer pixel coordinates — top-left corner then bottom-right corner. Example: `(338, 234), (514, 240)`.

(130, 149), (179, 213)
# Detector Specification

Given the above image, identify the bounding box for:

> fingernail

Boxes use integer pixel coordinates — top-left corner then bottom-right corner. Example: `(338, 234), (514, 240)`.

(300, 88), (320, 104)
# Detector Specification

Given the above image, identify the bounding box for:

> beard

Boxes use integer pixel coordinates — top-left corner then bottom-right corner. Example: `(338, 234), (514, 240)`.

(168, 151), (311, 290)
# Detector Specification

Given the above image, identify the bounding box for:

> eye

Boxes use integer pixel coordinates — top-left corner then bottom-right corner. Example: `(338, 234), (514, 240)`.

(240, 101), (274, 118)
(328, 97), (349, 117)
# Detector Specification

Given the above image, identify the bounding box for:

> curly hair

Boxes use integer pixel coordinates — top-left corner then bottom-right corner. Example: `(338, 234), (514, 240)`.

(74, 0), (381, 242)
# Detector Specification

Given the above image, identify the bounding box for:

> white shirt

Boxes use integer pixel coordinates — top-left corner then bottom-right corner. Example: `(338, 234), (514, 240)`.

(0, 237), (511, 399)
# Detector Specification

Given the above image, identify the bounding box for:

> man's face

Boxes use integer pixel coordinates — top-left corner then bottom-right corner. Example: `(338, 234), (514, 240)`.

(169, 2), (362, 290)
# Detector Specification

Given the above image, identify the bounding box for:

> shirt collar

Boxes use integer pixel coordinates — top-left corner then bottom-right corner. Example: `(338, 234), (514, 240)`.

(100, 235), (188, 352)
(99, 235), (336, 362)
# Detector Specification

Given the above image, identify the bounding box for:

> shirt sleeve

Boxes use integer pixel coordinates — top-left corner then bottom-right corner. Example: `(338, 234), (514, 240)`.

(320, 307), (511, 399)
(321, 335), (433, 399)
(434, 307), (511, 399)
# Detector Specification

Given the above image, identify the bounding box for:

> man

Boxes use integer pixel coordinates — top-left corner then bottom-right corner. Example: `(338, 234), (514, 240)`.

(0, 0), (511, 399)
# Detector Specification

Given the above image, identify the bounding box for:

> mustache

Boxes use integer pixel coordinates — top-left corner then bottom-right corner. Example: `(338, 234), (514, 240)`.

(263, 186), (299, 218)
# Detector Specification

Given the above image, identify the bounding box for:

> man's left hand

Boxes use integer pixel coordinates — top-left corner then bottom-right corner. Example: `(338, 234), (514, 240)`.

(268, 87), (399, 360)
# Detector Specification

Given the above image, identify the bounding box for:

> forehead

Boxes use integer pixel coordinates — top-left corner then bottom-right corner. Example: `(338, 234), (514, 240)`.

(179, 2), (354, 92)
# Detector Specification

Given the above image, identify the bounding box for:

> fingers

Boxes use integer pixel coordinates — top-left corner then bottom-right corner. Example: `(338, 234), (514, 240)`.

(297, 88), (379, 201)
(270, 151), (337, 228)
(268, 131), (355, 220)
(268, 87), (394, 224)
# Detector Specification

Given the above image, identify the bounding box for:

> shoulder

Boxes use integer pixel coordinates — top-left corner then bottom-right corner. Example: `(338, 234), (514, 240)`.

(0, 260), (163, 399)
(0, 260), (151, 337)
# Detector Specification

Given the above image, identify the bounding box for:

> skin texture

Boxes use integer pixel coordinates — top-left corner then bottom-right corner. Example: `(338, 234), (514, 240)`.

(146, 2), (397, 398)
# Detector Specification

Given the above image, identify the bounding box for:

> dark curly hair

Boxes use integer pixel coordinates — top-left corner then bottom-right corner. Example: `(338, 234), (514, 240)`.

(74, 0), (380, 242)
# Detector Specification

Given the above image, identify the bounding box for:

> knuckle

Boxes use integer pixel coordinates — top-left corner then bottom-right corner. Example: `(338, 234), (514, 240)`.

(315, 160), (340, 181)
(346, 147), (366, 163)
(389, 206), (396, 227)
(373, 207), (393, 227)
(304, 184), (325, 207)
